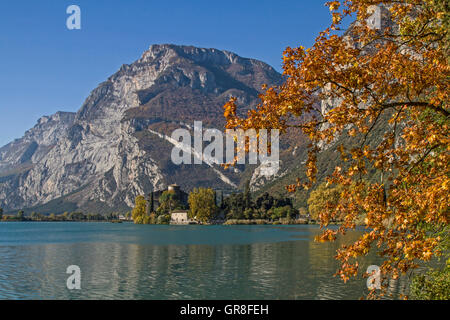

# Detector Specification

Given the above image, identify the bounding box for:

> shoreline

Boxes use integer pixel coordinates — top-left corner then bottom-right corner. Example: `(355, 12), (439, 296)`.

(0, 219), (323, 225)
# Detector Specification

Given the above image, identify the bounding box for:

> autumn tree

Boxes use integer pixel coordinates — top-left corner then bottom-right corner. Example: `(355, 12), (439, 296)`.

(224, 0), (449, 296)
(132, 195), (149, 224)
(308, 182), (344, 221)
(188, 188), (218, 223)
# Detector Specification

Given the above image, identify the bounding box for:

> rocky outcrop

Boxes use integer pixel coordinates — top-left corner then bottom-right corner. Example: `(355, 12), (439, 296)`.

(0, 112), (76, 174)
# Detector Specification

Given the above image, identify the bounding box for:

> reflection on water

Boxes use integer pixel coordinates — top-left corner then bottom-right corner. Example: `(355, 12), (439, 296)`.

(0, 223), (410, 300)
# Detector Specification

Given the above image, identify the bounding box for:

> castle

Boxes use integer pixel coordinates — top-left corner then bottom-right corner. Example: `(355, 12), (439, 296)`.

(147, 184), (226, 224)
(148, 184), (189, 210)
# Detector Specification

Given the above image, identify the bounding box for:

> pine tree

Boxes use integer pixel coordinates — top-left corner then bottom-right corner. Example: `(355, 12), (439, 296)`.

(150, 192), (154, 213)
(243, 180), (251, 209)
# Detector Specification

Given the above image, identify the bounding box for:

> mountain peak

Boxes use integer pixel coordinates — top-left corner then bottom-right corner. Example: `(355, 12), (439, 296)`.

(37, 111), (75, 125)
(140, 44), (258, 69)
(0, 44), (282, 213)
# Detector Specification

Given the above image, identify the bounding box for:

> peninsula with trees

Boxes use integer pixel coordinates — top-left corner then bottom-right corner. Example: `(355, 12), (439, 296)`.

(130, 182), (302, 225)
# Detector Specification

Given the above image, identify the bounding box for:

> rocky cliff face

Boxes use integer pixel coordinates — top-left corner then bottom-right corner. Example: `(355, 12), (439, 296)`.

(0, 112), (76, 172)
(0, 44), (283, 213)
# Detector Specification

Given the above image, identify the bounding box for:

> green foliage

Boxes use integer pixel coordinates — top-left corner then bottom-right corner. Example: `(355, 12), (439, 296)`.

(131, 193), (179, 225)
(223, 189), (294, 221)
(188, 188), (218, 223)
(224, 193), (246, 219)
(243, 179), (251, 209)
(410, 260), (450, 300)
(30, 212), (47, 221)
(273, 206), (296, 220)
(243, 208), (254, 220)
(157, 214), (171, 225)
(148, 192), (154, 214)
(224, 219), (268, 225)
(86, 213), (105, 221)
(0, 207), (127, 222)
(157, 191), (183, 215)
(68, 212), (85, 221)
(0, 210), (123, 222)
(17, 210), (24, 221)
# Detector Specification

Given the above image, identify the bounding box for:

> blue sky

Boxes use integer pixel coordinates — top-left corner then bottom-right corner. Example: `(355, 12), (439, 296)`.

(0, 0), (332, 147)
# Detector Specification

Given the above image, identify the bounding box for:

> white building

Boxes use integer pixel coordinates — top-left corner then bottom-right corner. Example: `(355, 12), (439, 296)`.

(170, 210), (190, 224)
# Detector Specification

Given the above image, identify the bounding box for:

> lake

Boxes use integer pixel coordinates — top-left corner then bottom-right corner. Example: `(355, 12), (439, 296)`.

(0, 222), (410, 300)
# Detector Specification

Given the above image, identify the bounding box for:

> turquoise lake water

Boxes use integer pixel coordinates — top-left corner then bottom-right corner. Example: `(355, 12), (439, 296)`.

(0, 222), (410, 300)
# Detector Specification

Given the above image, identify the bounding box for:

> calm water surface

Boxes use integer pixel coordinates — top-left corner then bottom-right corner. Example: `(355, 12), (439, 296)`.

(0, 222), (409, 300)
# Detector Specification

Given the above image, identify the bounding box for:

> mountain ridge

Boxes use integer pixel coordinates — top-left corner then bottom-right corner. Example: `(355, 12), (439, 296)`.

(0, 44), (286, 214)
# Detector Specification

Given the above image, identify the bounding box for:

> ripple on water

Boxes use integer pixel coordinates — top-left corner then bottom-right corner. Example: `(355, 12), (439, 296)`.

(0, 223), (411, 299)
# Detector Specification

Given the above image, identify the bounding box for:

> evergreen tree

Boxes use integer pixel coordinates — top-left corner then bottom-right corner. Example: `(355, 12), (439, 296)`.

(150, 192), (154, 212)
(243, 180), (251, 209)
(157, 191), (182, 215)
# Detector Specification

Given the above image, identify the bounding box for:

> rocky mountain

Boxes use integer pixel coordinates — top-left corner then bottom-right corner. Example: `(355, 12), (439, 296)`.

(255, 6), (397, 208)
(0, 112), (76, 174)
(0, 44), (285, 214)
